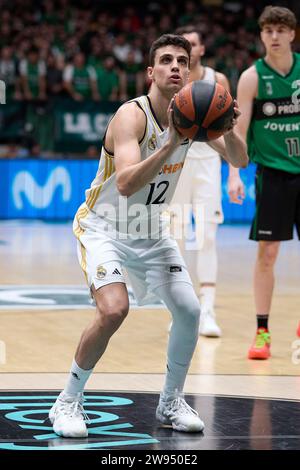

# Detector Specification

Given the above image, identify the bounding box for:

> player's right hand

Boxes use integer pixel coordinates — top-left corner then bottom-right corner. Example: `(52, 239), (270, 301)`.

(167, 96), (185, 148)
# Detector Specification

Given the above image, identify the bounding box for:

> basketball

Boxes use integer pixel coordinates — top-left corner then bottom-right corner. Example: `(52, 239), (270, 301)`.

(172, 80), (235, 142)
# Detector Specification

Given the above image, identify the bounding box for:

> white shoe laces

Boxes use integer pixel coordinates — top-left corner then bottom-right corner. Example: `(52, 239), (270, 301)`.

(165, 396), (199, 419)
(57, 396), (90, 424)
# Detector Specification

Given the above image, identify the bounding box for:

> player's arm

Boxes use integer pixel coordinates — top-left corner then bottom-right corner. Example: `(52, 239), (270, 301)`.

(216, 72), (230, 92)
(228, 67), (257, 183)
(114, 100), (183, 197)
(207, 100), (249, 169)
(216, 71), (245, 202)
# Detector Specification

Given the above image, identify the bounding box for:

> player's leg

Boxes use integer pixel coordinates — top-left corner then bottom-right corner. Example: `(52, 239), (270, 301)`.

(153, 281), (204, 432)
(248, 241), (280, 359)
(75, 283), (129, 370)
(295, 178), (300, 338)
(248, 166), (296, 359)
(170, 157), (193, 257)
(194, 156), (223, 336)
(49, 281), (129, 438)
(50, 220), (129, 437)
(197, 222), (220, 336)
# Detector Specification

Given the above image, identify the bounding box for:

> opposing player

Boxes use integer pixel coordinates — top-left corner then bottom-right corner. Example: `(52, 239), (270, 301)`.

(171, 25), (245, 337)
(236, 6), (300, 359)
(49, 34), (248, 437)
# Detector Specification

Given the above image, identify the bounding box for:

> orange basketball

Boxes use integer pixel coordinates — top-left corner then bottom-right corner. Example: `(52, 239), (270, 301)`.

(172, 80), (235, 142)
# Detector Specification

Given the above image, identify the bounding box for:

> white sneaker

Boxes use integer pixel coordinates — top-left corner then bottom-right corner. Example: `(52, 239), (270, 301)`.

(156, 393), (205, 432)
(199, 309), (221, 337)
(49, 392), (88, 438)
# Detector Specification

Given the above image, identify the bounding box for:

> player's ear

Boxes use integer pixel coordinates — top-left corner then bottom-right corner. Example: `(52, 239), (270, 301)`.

(200, 44), (205, 57)
(290, 29), (295, 43)
(147, 66), (154, 82)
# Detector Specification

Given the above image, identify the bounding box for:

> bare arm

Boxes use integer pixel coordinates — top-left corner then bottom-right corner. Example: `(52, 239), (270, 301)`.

(207, 99), (249, 168)
(216, 71), (230, 92)
(114, 100), (183, 197)
(209, 129), (248, 168)
(229, 66), (257, 178)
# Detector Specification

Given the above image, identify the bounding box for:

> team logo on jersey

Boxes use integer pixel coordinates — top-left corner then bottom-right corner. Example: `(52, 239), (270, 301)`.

(148, 133), (157, 151)
(262, 102), (276, 116)
(96, 265), (107, 279)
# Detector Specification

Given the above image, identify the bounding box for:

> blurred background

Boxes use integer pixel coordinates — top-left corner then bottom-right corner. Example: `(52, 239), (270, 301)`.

(0, 0), (299, 222)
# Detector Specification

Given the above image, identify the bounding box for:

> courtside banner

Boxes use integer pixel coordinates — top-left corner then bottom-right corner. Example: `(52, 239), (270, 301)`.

(53, 99), (119, 152)
(0, 160), (255, 221)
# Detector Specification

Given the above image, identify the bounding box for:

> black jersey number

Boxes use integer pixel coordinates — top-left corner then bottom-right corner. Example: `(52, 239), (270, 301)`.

(285, 138), (300, 157)
(146, 181), (169, 205)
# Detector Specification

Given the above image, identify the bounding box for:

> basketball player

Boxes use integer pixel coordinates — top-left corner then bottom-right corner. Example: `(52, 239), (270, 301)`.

(171, 25), (245, 337)
(236, 6), (300, 359)
(49, 34), (248, 437)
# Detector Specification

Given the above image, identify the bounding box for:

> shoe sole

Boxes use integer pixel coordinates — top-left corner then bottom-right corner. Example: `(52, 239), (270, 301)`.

(49, 411), (88, 438)
(157, 420), (204, 433)
(199, 331), (222, 337)
(248, 350), (271, 360)
(156, 411), (205, 433)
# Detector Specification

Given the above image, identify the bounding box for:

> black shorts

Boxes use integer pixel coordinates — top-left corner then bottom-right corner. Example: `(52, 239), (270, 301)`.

(250, 165), (300, 241)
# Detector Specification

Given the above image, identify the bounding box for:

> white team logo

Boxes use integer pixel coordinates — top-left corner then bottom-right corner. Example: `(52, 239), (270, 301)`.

(262, 102), (276, 116)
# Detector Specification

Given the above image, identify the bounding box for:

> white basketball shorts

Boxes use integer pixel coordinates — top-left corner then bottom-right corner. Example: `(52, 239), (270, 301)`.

(73, 209), (193, 306)
(171, 154), (224, 224)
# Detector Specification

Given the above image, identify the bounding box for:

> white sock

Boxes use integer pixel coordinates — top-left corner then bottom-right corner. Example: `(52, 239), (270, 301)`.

(199, 286), (216, 312)
(63, 359), (93, 397)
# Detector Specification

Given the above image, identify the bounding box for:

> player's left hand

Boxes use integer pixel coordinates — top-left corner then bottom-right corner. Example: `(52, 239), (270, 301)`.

(224, 100), (241, 134)
(228, 173), (245, 205)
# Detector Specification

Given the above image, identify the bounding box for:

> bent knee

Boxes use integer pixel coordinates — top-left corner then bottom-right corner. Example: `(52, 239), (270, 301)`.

(96, 302), (129, 329)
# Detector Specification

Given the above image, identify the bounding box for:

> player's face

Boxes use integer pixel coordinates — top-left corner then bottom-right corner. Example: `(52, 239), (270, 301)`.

(260, 23), (295, 56)
(148, 45), (190, 95)
(183, 32), (205, 68)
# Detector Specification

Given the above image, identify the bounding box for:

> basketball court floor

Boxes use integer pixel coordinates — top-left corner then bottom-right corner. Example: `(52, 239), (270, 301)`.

(0, 220), (300, 450)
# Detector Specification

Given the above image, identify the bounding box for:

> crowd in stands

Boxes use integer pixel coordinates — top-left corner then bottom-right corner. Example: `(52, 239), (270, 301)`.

(0, 0), (299, 157)
(1, 0), (299, 103)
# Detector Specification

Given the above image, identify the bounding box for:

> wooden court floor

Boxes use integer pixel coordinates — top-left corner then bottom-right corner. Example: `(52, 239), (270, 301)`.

(0, 221), (299, 399)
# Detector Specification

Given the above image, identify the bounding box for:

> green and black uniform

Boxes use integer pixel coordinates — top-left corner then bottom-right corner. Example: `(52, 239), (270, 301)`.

(248, 53), (300, 241)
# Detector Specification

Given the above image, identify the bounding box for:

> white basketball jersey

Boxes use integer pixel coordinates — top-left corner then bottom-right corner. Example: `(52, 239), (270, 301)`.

(78, 95), (190, 232)
(188, 66), (219, 161)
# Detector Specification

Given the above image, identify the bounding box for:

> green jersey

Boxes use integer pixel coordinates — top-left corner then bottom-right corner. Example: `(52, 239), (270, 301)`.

(247, 53), (300, 174)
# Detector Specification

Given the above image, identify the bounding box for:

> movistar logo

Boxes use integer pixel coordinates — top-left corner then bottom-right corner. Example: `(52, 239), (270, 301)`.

(12, 167), (71, 209)
(0, 393), (158, 450)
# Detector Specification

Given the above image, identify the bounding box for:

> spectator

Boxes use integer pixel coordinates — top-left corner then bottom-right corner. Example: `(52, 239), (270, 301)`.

(46, 53), (64, 97)
(0, 46), (21, 100)
(95, 55), (120, 101)
(113, 33), (131, 64)
(63, 52), (99, 101)
(19, 46), (47, 100)
(119, 50), (145, 101)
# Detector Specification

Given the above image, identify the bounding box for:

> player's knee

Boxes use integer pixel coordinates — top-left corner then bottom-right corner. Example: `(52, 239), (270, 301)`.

(175, 294), (200, 325)
(96, 302), (129, 331)
(200, 223), (217, 251)
(258, 243), (279, 269)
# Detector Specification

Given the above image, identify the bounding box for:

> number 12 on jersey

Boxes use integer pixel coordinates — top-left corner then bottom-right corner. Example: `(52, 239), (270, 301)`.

(146, 181), (170, 204)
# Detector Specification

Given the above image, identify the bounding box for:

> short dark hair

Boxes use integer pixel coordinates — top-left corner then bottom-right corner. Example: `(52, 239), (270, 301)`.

(149, 34), (191, 67)
(258, 6), (297, 30)
(175, 25), (203, 44)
